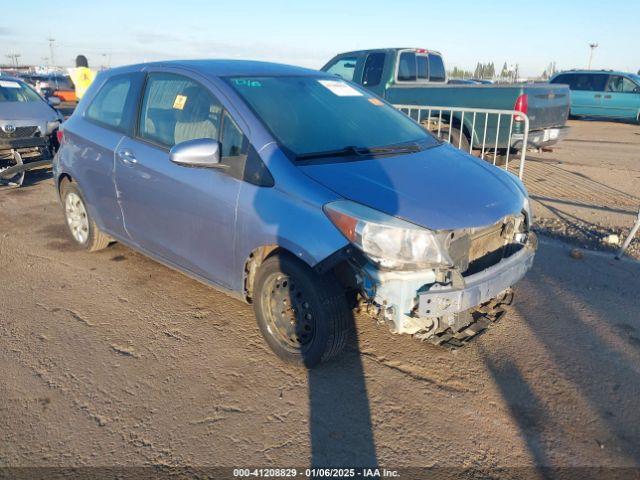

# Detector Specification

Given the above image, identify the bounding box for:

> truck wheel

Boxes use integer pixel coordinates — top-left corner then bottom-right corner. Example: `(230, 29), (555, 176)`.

(448, 127), (471, 153)
(60, 181), (111, 252)
(253, 253), (350, 368)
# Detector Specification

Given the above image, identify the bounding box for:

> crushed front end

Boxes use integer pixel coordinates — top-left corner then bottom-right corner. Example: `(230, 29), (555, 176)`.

(0, 121), (59, 186)
(326, 201), (537, 346)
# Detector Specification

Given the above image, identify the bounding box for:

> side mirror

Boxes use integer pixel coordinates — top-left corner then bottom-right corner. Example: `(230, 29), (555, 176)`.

(169, 138), (222, 168)
(48, 96), (61, 107)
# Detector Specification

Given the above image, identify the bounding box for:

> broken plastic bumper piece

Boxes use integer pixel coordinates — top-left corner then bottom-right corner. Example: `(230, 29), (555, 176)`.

(418, 234), (536, 318)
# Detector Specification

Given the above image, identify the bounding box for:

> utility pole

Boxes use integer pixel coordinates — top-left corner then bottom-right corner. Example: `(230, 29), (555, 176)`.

(588, 43), (598, 70)
(6, 53), (21, 68)
(48, 37), (56, 67)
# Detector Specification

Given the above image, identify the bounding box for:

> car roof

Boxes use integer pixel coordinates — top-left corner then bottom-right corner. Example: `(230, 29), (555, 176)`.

(0, 75), (28, 84)
(330, 48), (443, 57)
(553, 69), (633, 76)
(104, 59), (326, 78)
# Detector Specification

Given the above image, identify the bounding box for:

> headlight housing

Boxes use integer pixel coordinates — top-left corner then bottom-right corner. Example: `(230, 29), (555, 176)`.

(324, 200), (451, 270)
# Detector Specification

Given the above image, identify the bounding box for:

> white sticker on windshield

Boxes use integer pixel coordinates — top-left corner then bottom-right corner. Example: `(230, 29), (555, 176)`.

(318, 80), (363, 97)
(0, 80), (21, 88)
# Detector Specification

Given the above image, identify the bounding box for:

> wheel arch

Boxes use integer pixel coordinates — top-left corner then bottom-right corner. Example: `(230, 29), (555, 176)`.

(243, 244), (296, 303)
(439, 111), (473, 143)
(56, 172), (74, 198)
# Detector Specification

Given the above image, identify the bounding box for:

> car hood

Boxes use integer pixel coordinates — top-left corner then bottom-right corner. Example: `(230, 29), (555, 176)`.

(0, 100), (59, 123)
(298, 144), (527, 231)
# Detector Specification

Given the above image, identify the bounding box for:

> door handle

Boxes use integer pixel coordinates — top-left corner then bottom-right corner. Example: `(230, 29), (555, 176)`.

(604, 94), (612, 99)
(594, 94), (602, 98)
(117, 149), (137, 166)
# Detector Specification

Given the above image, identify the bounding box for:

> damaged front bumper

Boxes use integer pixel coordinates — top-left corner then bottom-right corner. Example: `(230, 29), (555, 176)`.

(361, 233), (537, 335)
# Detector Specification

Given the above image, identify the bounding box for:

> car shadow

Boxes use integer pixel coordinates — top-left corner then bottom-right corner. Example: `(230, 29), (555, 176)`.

(479, 241), (640, 473)
(250, 152), (399, 468)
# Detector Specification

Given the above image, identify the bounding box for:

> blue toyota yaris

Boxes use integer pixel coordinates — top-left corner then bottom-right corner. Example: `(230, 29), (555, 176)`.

(53, 60), (536, 367)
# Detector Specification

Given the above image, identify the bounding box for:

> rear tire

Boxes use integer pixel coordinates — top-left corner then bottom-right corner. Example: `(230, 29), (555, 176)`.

(60, 180), (111, 252)
(253, 253), (350, 368)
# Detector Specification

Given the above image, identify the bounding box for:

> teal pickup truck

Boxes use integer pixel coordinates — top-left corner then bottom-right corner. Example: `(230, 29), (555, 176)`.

(321, 48), (571, 151)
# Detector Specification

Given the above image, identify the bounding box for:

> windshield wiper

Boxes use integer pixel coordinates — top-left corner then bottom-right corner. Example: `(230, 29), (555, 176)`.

(295, 143), (421, 161)
(295, 146), (364, 161)
(365, 143), (421, 155)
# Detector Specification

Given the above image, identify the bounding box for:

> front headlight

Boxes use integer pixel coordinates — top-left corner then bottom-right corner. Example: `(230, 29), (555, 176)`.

(324, 200), (451, 270)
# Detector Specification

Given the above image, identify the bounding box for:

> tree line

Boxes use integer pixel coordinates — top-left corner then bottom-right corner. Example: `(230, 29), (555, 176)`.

(448, 61), (559, 81)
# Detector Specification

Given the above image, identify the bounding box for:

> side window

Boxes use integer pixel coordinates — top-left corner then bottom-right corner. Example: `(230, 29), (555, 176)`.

(85, 75), (134, 132)
(608, 76), (638, 93)
(589, 74), (608, 92)
(428, 54), (446, 82)
(397, 52), (416, 81)
(622, 77), (639, 93)
(324, 57), (357, 81)
(572, 74), (607, 91)
(220, 112), (248, 162)
(572, 74), (590, 91)
(550, 74), (572, 88)
(362, 52), (385, 87)
(416, 55), (429, 80)
(138, 73), (222, 148)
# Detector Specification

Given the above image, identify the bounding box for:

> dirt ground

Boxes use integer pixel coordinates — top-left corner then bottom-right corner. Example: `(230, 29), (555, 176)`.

(1, 120), (639, 475)
(524, 119), (640, 258)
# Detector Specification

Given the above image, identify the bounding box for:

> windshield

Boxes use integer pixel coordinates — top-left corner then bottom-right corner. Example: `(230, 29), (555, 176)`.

(0, 79), (42, 103)
(226, 76), (438, 158)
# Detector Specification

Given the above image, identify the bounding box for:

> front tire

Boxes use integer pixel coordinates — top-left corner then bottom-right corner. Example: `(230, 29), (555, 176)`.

(253, 253), (350, 368)
(60, 180), (111, 252)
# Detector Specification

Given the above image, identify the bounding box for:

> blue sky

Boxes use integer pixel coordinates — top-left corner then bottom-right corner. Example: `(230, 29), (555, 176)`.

(2, 0), (638, 76)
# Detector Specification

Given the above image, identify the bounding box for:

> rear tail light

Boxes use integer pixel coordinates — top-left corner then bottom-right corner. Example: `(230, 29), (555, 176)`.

(56, 129), (65, 145)
(514, 94), (528, 122)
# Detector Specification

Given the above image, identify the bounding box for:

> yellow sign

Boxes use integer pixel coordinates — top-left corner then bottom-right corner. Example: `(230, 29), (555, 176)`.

(173, 95), (188, 110)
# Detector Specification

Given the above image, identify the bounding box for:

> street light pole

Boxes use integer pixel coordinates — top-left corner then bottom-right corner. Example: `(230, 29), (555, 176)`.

(588, 43), (598, 70)
(48, 37), (56, 67)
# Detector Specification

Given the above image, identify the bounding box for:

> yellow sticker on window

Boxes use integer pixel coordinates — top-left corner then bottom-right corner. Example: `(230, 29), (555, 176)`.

(368, 98), (383, 106)
(173, 95), (187, 110)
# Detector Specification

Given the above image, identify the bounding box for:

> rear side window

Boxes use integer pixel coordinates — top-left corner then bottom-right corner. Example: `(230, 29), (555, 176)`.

(397, 52), (416, 81)
(362, 52), (385, 87)
(571, 73), (608, 92)
(417, 55), (429, 80)
(550, 74), (575, 88)
(428, 54), (446, 82)
(324, 57), (357, 81)
(85, 74), (139, 132)
(138, 73), (222, 148)
(397, 52), (431, 82)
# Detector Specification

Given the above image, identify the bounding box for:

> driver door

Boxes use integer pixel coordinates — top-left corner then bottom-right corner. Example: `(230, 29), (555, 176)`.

(114, 71), (242, 288)
(603, 75), (640, 119)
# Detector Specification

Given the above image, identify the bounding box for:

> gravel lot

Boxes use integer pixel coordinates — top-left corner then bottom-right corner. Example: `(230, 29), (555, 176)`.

(525, 119), (640, 259)
(1, 120), (639, 475)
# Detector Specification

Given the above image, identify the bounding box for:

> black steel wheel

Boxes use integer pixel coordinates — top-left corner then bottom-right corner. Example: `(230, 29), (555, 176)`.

(261, 272), (316, 352)
(253, 253), (350, 368)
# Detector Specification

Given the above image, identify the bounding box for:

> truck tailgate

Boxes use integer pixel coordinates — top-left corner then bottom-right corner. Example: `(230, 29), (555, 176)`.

(525, 85), (570, 130)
